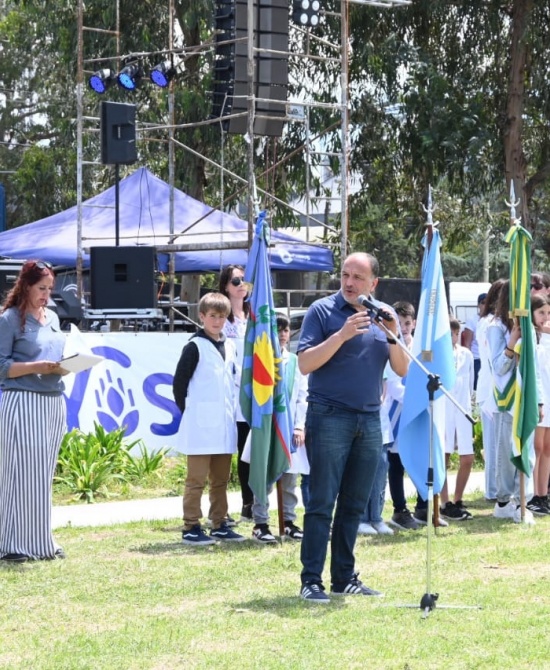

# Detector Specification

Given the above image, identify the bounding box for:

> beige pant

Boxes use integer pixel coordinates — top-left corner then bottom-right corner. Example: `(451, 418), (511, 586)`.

(183, 454), (232, 530)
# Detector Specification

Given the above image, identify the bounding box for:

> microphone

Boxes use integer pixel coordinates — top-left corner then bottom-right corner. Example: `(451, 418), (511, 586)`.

(357, 295), (394, 322)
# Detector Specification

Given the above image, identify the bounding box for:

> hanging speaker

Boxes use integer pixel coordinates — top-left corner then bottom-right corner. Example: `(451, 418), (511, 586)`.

(100, 101), (137, 165)
(90, 247), (157, 309)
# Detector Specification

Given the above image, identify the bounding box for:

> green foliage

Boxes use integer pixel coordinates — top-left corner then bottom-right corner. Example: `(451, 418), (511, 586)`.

(55, 428), (127, 503)
(123, 443), (170, 481)
(55, 423), (161, 502)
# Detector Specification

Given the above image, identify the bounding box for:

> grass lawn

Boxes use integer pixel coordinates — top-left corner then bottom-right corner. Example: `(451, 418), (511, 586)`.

(1, 495), (549, 670)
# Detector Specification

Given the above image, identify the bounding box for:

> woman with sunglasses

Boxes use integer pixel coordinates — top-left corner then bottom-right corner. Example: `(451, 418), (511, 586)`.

(218, 264), (253, 522)
(0, 260), (67, 562)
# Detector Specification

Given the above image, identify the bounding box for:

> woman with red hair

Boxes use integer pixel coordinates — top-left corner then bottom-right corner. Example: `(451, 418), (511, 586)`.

(0, 260), (67, 562)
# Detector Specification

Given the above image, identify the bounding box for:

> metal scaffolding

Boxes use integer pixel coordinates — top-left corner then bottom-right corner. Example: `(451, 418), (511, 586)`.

(75, 0), (411, 308)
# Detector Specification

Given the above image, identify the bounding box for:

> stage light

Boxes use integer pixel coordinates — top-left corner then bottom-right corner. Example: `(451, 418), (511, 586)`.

(117, 63), (142, 91)
(88, 69), (115, 94)
(292, 0), (321, 27)
(150, 61), (176, 88)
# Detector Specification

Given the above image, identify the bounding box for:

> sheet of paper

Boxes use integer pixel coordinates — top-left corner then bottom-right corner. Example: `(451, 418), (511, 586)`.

(58, 352), (105, 374)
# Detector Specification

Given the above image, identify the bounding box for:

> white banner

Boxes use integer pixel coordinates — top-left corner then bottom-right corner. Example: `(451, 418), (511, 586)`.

(63, 332), (192, 452)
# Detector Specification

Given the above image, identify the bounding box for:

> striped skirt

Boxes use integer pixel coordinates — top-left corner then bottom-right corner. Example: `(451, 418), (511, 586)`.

(0, 391), (66, 559)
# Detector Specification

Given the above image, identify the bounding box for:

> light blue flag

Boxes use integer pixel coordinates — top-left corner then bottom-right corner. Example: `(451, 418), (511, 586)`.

(397, 229), (456, 500)
(239, 211), (292, 505)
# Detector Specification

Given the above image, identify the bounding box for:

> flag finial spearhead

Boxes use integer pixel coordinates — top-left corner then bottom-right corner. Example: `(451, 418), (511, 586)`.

(505, 180), (521, 226)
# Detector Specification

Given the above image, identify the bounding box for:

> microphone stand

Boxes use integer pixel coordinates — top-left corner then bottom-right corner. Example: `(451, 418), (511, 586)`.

(368, 304), (479, 618)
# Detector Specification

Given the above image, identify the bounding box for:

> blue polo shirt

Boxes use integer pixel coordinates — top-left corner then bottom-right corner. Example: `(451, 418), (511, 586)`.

(297, 291), (392, 412)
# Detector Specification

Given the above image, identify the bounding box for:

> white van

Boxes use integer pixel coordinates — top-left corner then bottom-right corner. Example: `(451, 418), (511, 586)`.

(448, 281), (491, 325)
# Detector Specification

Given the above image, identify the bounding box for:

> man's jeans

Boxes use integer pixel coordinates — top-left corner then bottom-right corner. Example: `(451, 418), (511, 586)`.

(300, 402), (382, 588)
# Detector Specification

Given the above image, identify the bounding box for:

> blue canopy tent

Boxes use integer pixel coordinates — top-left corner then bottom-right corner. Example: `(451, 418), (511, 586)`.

(0, 168), (334, 273)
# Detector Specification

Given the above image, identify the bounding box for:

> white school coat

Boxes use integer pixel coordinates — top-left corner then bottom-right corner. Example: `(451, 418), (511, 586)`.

(176, 337), (237, 456)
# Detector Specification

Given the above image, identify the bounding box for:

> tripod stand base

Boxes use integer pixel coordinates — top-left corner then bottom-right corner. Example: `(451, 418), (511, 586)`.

(420, 592), (438, 617)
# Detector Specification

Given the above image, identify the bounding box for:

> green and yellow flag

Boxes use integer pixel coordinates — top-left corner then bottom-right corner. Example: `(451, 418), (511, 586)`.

(505, 223), (538, 475)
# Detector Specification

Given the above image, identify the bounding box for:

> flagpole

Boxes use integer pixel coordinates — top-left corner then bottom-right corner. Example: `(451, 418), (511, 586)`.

(505, 180), (526, 522)
(393, 187), (478, 616)
(422, 186), (441, 533)
(249, 178), (286, 541)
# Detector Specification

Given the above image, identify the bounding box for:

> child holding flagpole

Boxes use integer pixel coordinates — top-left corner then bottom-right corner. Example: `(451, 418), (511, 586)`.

(486, 281), (537, 523)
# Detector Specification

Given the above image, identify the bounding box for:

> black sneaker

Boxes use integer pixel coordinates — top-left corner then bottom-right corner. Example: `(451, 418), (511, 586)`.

(331, 572), (383, 597)
(252, 523), (278, 543)
(182, 524), (216, 546)
(526, 496), (550, 516)
(440, 501), (473, 521)
(300, 581), (330, 603)
(388, 508), (421, 530)
(210, 522), (246, 542)
(413, 507), (449, 527)
(284, 521), (303, 540)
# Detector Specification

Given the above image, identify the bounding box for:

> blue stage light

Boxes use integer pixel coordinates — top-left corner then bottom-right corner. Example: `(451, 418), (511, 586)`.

(88, 69), (115, 94)
(150, 61), (176, 88)
(117, 64), (142, 91)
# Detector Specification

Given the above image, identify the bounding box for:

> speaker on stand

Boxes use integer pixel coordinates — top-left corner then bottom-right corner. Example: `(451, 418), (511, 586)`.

(100, 101), (137, 246)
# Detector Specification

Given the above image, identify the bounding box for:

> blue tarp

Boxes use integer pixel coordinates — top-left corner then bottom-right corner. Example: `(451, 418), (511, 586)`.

(0, 168), (334, 273)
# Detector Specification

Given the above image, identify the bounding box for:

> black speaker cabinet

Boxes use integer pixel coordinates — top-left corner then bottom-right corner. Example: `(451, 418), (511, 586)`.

(51, 290), (82, 322)
(90, 247), (157, 309)
(100, 101), (137, 165)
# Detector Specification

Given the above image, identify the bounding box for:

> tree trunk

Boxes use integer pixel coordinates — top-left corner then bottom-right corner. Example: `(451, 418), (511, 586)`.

(503, 0), (533, 229)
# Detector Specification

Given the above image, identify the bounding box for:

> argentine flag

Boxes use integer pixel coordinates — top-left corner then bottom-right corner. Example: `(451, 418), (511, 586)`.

(397, 229), (456, 500)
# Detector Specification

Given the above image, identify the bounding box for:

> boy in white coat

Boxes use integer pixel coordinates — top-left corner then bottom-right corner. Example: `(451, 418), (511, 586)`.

(173, 292), (245, 545)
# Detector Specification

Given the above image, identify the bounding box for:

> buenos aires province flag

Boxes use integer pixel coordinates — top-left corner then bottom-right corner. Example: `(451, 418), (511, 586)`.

(397, 229), (456, 500)
(239, 212), (292, 505)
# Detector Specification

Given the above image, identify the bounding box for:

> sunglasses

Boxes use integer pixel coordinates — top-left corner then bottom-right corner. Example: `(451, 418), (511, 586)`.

(230, 276), (245, 287)
(531, 283), (544, 290)
(33, 261), (53, 271)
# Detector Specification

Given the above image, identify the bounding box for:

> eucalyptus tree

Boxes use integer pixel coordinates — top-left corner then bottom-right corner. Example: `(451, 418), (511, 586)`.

(348, 0), (550, 273)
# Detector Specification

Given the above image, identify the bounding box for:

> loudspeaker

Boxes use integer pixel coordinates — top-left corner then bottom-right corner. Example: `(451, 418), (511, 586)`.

(100, 101), (137, 165)
(90, 247), (157, 309)
(51, 290), (83, 323)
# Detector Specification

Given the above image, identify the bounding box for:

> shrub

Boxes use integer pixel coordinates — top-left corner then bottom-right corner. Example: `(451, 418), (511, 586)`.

(55, 423), (146, 503)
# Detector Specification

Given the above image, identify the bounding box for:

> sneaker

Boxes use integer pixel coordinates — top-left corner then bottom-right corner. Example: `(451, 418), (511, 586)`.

(454, 500), (469, 509)
(331, 572), (383, 597)
(526, 496), (550, 516)
(493, 501), (517, 520)
(389, 509), (421, 531)
(240, 504), (253, 523)
(210, 522), (246, 542)
(371, 521), (394, 535)
(284, 521), (303, 540)
(205, 515), (238, 528)
(413, 508), (449, 527)
(182, 524), (216, 546)
(252, 523), (278, 543)
(513, 505), (536, 524)
(440, 501), (473, 521)
(300, 582), (330, 603)
(357, 522), (377, 535)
